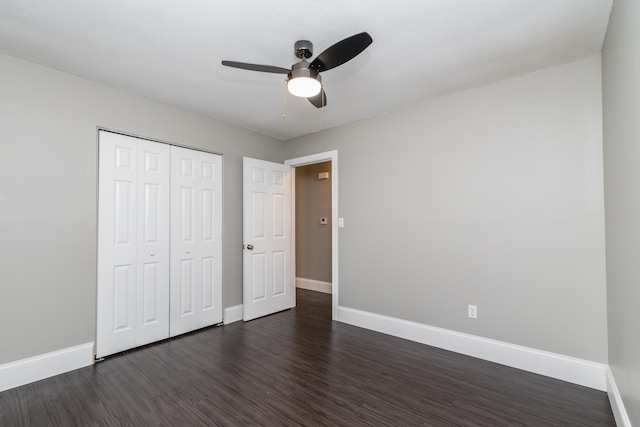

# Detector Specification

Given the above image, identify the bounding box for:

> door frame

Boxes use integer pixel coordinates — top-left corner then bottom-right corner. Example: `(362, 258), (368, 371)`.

(285, 150), (339, 320)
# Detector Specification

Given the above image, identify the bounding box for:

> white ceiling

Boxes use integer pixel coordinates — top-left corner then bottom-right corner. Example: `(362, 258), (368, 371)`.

(0, 0), (613, 141)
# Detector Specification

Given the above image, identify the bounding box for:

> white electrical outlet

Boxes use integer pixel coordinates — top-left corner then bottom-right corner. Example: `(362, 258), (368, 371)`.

(468, 305), (478, 319)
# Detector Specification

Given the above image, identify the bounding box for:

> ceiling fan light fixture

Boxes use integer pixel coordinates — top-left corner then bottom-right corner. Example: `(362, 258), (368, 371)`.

(287, 62), (321, 98)
(287, 77), (321, 98)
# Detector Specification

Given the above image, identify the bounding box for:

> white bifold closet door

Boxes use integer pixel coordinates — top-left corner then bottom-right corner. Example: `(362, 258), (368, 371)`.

(96, 131), (222, 359)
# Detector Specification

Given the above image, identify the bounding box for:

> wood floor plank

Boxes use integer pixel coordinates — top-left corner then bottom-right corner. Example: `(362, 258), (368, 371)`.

(0, 289), (615, 426)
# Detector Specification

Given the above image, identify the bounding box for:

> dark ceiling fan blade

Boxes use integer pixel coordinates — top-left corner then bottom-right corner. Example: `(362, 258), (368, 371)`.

(307, 88), (327, 108)
(309, 32), (372, 73)
(221, 60), (290, 74)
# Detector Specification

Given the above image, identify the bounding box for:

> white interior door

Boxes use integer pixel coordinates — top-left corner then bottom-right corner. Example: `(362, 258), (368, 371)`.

(97, 131), (171, 358)
(243, 157), (293, 321)
(170, 146), (223, 336)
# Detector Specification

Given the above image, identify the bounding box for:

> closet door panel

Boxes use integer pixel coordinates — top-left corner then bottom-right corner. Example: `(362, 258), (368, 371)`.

(170, 147), (222, 336)
(135, 140), (171, 347)
(97, 133), (139, 358)
(171, 154), (198, 335)
(199, 156), (222, 326)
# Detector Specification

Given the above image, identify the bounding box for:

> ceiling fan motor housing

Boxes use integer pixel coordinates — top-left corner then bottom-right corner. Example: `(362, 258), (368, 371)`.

(294, 40), (313, 59)
(288, 60), (320, 81)
(287, 60), (322, 98)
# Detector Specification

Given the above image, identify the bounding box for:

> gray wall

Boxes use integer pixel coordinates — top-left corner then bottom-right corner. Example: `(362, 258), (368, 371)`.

(284, 55), (608, 362)
(295, 162), (332, 283)
(0, 53), (283, 365)
(602, 0), (640, 423)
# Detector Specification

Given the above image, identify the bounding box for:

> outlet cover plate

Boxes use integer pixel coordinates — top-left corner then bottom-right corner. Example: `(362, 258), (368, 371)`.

(468, 305), (478, 319)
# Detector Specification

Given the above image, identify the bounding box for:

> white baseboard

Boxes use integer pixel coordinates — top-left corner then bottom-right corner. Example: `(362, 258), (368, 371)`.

(607, 367), (632, 427)
(337, 306), (607, 391)
(296, 277), (332, 294)
(0, 342), (94, 392)
(224, 304), (243, 324)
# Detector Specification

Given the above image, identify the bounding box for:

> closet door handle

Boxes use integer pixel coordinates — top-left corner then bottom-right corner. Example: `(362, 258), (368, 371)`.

(246, 244), (254, 250)
(150, 252), (155, 257)
(185, 249), (191, 254)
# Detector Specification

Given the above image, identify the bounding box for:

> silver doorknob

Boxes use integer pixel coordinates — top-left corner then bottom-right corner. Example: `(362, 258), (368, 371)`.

(246, 244), (254, 250)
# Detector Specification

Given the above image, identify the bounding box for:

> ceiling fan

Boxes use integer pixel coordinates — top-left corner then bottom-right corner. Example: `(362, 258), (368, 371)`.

(221, 32), (373, 108)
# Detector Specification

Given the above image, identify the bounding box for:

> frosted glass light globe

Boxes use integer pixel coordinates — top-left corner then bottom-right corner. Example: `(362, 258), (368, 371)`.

(287, 76), (322, 98)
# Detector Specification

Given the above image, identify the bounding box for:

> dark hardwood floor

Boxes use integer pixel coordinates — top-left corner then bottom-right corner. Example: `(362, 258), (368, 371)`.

(0, 289), (615, 426)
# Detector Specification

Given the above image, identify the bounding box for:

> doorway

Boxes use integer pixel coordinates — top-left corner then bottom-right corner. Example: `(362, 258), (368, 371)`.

(294, 161), (332, 294)
(285, 151), (339, 319)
